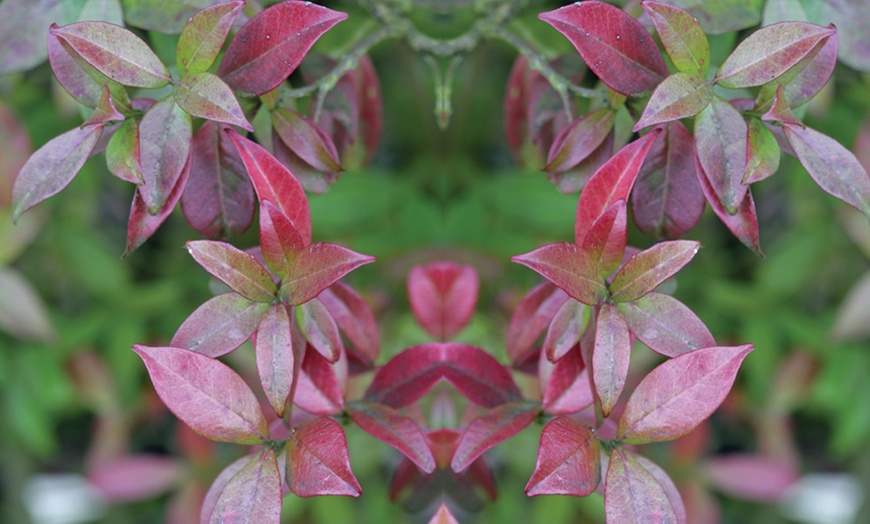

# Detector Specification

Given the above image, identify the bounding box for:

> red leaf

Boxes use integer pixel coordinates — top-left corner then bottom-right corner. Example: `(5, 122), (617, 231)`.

(319, 282), (380, 365)
(428, 503), (459, 524)
(616, 292), (715, 357)
(48, 31), (117, 109)
(287, 417), (361, 497)
(506, 282), (568, 364)
(593, 303), (632, 417)
(187, 240), (277, 303)
(642, 1), (710, 78)
(543, 299), (590, 362)
(504, 55), (533, 164)
(89, 455), (183, 502)
(133, 344), (269, 444)
(347, 401), (436, 473)
(259, 199), (304, 278)
(294, 343), (345, 415)
(695, 152), (762, 255)
(539, 1), (667, 96)
(743, 118), (781, 185)
(581, 200), (628, 279)
(11, 124), (101, 221)
(137, 96), (193, 214)
(704, 454), (798, 501)
(206, 449), (282, 524)
(761, 83), (801, 127)
(512, 242), (607, 306)
(296, 298), (342, 362)
(694, 96), (748, 214)
(541, 344), (594, 415)
(177, 0), (245, 77)
(281, 243), (375, 306)
(171, 293), (270, 357)
(525, 416), (600, 496)
(255, 304), (296, 418)
(407, 261), (479, 340)
(544, 109), (615, 174)
(181, 121), (255, 238)
(272, 127), (341, 194)
(575, 130), (662, 242)
(605, 448), (679, 523)
(634, 73), (712, 131)
(174, 72), (253, 131)
(715, 22), (836, 88)
(609, 240), (700, 303)
(227, 130), (312, 244)
(273, 108), (343, 173)
(756, 30), (838, 109)
(784, 124), (870, 218)
(617, 344), (753, 444)
(451, 401), (539, 472)
(124, 154), (192, 255)
(218, 1), (348, 96)
(106, 118), (142, 185)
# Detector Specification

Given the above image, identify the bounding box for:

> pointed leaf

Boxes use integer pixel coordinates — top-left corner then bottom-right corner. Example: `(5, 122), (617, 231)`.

(544, 109), (615, 174)
(451, 401), (539, 472)
(11, 124), (101, 221)
(525, 416), (600, 496)
(506, 282), (569, 364)
(512, 243), (606, 306)
(287, 417), (361, 497)
(200, 456), (246, 524)
(581, 200), (627, 279)
(634, 73), (712, 131)
(187, 240), (277, 302)
(593, 303), (632, 417)
(695, 152), (762, 254)
(281, 243), (375, 306)
(49, 21), (170, 88)
(539, 2), (667, 96)
(106, 118), (143, 184)
(296, 298), (342, 362)
(543, 299), (590, 362)
(743, 118), (781, 184)
(634, 455), (687, 524)
(694, 96), (748, 214)
(138, 96), (193, 214)
(605, 448), (678, 523)
(175, 72), (253, 131)
(784, 124), (870, 218)
(273, 108), (343, 173)
(407, 261), (479, 340)
(177, 0), (244, 76)
(761, 83), (801, 127)
(319, 282), (380, 364)
(48, 32), (113, 108)
(218, 2), (348, 96)
(347, 401), (436, 473)
(83, 83), (125, 126)
(255, 304), (295, 418)
(618, 344), (753, 444)
(133, 344), (269, 444)
(294, 343), (345, 415)
(610, 240), (700, 303)
(715, 22), (835, 88)
(756, 30), (838, 109)
(429, 504), (459, 524)
(124, 154), (192, 254)
(616, 292), (715, 357)
(642, 1), (710, 77)
(208, 449), (281, 524)
(259, 199), (303, 278)
(171, 293), (270, 357)
(541, 344), (595, 415)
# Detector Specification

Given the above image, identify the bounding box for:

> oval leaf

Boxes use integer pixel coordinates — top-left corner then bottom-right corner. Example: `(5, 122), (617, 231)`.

(616, 292), (715, 357)
(643, 1), (710, 78)
(605, 448), (678, 523)
(255, 304), (295, 418)
(296, 298), (342, 362)
(138, 96), (193, 214)
(287, 416), (361, 497)
(451, 401), (539, 473)
(273, 108), (343, 173)
(743, 117), (781, 184)
(174, 72), (253, 131)
(407, 261), (479, 340)
(541, 344), (595, 415)
(634, 73), (712, 132)
(208, 449), (281, 524)
(48, 32), (116, 109)
(177, 0), (244, 76)
(124, 154), (192, 255)
(512, 242), (607, 306)
(593, 303), (632, 417)
(294, 343), (345, 415)
(581, 200), (628, 279)
(347, 401), (436, 473)
(281, 242), (375, 306)
(609, 240), (700, 303)
(525, 416), (600, 496)
(695, 151), (762, 254)
(171, 293), (270, 357)
(506, 282), (569, 364)
(544, 109), (615, 174)
(187, 240), (277, 302)
(318, 282), (380, 365)
(694, 96), (748, 214)
(106, 118), (143, 184)
(543, 299), (590, 362)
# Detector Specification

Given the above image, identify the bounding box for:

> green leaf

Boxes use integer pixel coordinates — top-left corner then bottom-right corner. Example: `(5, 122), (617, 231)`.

(176, 0), (244, 76)
(174, 72), (253, 131)
(633, 73), (713, 131)
(743, 118), (780, 184)
(643, 1), (710, 78)
(106, 118), (143, 184)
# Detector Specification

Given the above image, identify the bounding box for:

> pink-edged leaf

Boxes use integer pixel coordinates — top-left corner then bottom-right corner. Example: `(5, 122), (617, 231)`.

(177, 0), (245, 76)
(451, 401), (539, 472)
(296, 298), (342, 362)
(632, 122), (705, 238)
(704, 454), (798, 501)
(83, 83), (125, 127)
(255, 303), (295, 418)
(581, 200), (628, 279)
(124, 154), (192, 255)
(201, 455), (246, 523)
(694, 96), (748, 214)
(49, 21), (170, 88)
(319, 282), (380, 364)
(106, 118), (142, 184)
(756, 30), (838, 110)
(347, 401), (436, 473)
(186, 240), (277, 302)
(784, 124), (870, 218)
(543, 299), (590, 362)
(761, 83), (801, 127)
(407, 261), (479, 340)
(138, 96), (193, 214)
(281, 243), (375, 306)
(174, 72), (253, 131)
(133, 344), (269, 444)
(743, 118), (781, 184)
(287, 416), (361, 497)
(609, 240), (701, 303)
(171, 293), (270, 357)
(634, 73), (712, 131)
(511, 242), (607, 306)
(715, 22), (836, 89)
(617, 344), (753, 444)
(11, 124), (101, 221)
(259, 199), (303, 278)
(89, 455), (183, 502)
(181, 121), (255, 238)
(506, 282), (569, 364)
(218, 2), (348, 96)
(271, 127), (341, 194)
(365, 343), (522, 409)
(525, 416), (600, 496)
(294, 343), (345, 415)
(616, 292), (715, 357)
(47, 31), (113, 108)
(549, 129), (615, 194)
(541, 344), (595, 415)
(428, 503), (459, 524)
(593, 303), (632, 417)
(544, 109), (615, 174)
(605, 448), (678, 523)
(642, 1), (710, 78)
(634, 455), (687, 524)
(207, 449), (281, 524)
(539, 2), (667, 96)
(273, 108), (343, 173)
(575, 130), (662, 242)
(227, 130), (311, 244)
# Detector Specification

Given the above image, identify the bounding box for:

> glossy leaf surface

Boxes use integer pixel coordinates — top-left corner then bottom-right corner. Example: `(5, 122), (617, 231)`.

(259, 199), (303, 278)
(758, 30), (839, 109)
(593, 303), (631, 416)
(319, 282), (380, 364)
(186, 240), (276, 302)
(347, 401), (436, 473)
(643, 1), (709, 77)
(525, 416), (600, 496)
(273, 108), (343, 173)
(407, 261), (479, 340)
(287, 417), (361, 497)
(255, 304), (295, 417)
(451, 401), (539, 472)
(138, 96), (193, 214)
(512, 243), (606, 306)
(177, 0), (244, 76)
(543, 299), (590, 362)
(294, 343), (345, 415)
(544, 109), (614, 174)
(609, 240), (700, 303)
(605, 448), (678, 523)
(581, 200), (627, 279)
(694, 96), (748, 214)
(506, 283), (568, 364)
(171, 293), (269, 357)
(282, 243), (375, 306)
(616, 292), (715, 357)
(634, 73), (712, 131)
(174, 72), (253, 131)
(296, 298), (342, 362)
(207, 449), (281, 524)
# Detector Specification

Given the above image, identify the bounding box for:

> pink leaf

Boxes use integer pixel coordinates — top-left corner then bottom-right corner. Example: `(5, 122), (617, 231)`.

(428, 503), (459, 524)
(761, 83), (802, 127)
(186, 240), (277, 303)
(255, 304), (295, 418)
(539, 1), (667, 96)
(272, 128), (340, 194)
(581, 200), (628, 279)
(506, 282), (568, 364)
(543, 299), (590, 362)
(525, 416), (600, 496)
(609, 240), (700, 303)
(133, 344), (269, 444)
(287, 417), (361, 497)
(616, 292), (715, 357)
(174, 72), (253, 131)
(137, 96), (193, 214)
(347, 401), (436, 473)
(544, 109), (615, 174)
(407, 261), (479, 340)
(273, 108), (343, 173)
(451, 401), (539, 472)
(633, 73), (713, 131)
(593, 303), (632, 417)
(83, 83), (125, 127)
(635, 455), (687, 524)
(171, 293), (270, 357)
(618, 344), (753, 444)
(512, 242), (607, 306)
(319, 282), (380, 365)
(756, 30), (838, 109)
(88, 455), (183, 503)
(605, 449), (679, 523)
(258, 199), (304, 278)
(541, 344), (595, 415)
(281, 243), (375, 306)
(47, 30), (118, 109)
(177, 0), (245, 76)
(743, 118), (781, 184)
(218, 1), (348, 97)
(200, 456), (248, 524)
(124, 154), (192, 255)
(207, 449), (281, 524)
(642, 1), (710, 78)
(294, 343), (345, 415)
(106, 118), (142, 185)
(704, 454), (798, 501)
(296, 298), (342, 362)
(694, 96), (748, 214)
